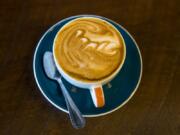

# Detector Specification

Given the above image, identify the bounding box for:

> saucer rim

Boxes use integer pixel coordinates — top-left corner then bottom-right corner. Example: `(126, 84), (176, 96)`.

(33, 14), (143, 117)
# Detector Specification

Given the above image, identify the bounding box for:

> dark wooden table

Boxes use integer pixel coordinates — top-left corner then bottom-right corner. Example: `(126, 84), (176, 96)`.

(0, 0), (180, 134)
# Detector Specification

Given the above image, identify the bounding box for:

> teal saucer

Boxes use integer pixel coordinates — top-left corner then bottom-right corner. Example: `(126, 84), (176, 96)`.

(33, 15), (142, 117)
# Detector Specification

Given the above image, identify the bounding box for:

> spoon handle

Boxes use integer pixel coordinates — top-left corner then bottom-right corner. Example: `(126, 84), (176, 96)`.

(56, 78), (86, 129)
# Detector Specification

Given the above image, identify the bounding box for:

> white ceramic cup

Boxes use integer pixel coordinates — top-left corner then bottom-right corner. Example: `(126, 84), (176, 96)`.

(53, 16), (126, 108)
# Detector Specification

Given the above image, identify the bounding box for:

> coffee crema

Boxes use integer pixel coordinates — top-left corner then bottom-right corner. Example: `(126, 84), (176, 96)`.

(54, 17), (124, 82)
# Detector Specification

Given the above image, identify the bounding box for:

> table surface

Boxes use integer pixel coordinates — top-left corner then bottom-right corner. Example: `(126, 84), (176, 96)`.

(0, 0), (180, 134)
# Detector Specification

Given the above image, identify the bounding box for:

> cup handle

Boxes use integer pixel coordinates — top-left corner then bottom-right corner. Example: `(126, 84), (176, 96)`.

(90, 85), (105, 108)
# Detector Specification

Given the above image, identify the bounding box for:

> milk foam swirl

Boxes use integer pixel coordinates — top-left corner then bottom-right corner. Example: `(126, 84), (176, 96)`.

(54, 18), (124, 81)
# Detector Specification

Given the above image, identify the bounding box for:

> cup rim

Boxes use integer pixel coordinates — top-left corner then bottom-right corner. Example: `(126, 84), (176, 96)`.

(53, 16), (126, 85)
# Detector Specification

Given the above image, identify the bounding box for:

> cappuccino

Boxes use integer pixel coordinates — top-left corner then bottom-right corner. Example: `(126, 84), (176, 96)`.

(54, 17), (125, 82)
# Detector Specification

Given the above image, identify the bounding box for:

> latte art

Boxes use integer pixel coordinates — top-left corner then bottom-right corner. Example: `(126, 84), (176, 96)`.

(54, 18), (124, 81)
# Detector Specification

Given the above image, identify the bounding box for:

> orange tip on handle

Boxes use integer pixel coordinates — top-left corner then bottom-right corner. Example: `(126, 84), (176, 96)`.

(90, 86), (105, 108)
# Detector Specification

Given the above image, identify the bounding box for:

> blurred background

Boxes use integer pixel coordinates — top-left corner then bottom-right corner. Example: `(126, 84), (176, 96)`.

(0, 0), (179, 134)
